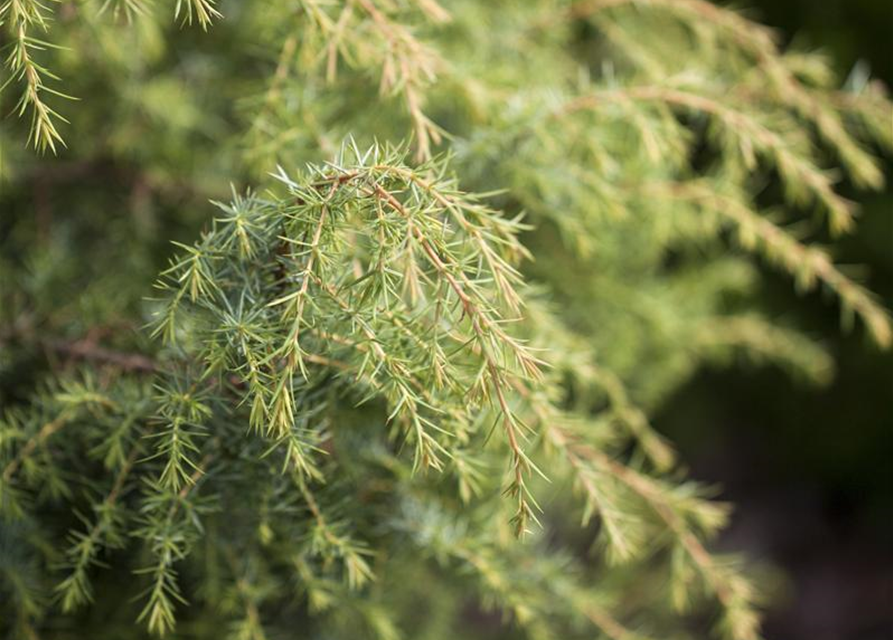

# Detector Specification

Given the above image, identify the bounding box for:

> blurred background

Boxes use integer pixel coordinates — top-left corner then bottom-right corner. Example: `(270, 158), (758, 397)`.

(656, 1), (893, 638)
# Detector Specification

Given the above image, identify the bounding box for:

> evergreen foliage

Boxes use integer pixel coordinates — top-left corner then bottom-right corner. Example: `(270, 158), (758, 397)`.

(1, 1), (891, 639)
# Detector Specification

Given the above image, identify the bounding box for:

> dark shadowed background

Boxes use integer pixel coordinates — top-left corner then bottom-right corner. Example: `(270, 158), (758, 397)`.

(657, 1), (893, 638)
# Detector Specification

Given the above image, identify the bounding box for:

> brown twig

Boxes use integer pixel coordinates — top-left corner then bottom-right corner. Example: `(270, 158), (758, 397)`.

(40, 338), (158, 373)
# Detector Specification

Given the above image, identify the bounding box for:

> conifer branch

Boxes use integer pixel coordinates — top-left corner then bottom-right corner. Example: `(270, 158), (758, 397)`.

(589, 364), (676, 472)
(294, 0), (446, 160)
(565, 0), (884, 190)
(1, 409), (70, 485)
(175, 0), (221, 29)
(1, 0), (70, 152)
(659, 182), (892, 347)
(136, 448), (216, 636)
(693, 314), (834, 385)
(150, 145), (544, 534)
(55, 442), (143, 611)
(544, 418), (759, 640)
(564, 86), (857, 234)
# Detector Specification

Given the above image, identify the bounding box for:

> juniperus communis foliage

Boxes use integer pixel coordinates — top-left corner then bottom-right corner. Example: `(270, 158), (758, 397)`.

(1, 1), (891, 639)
